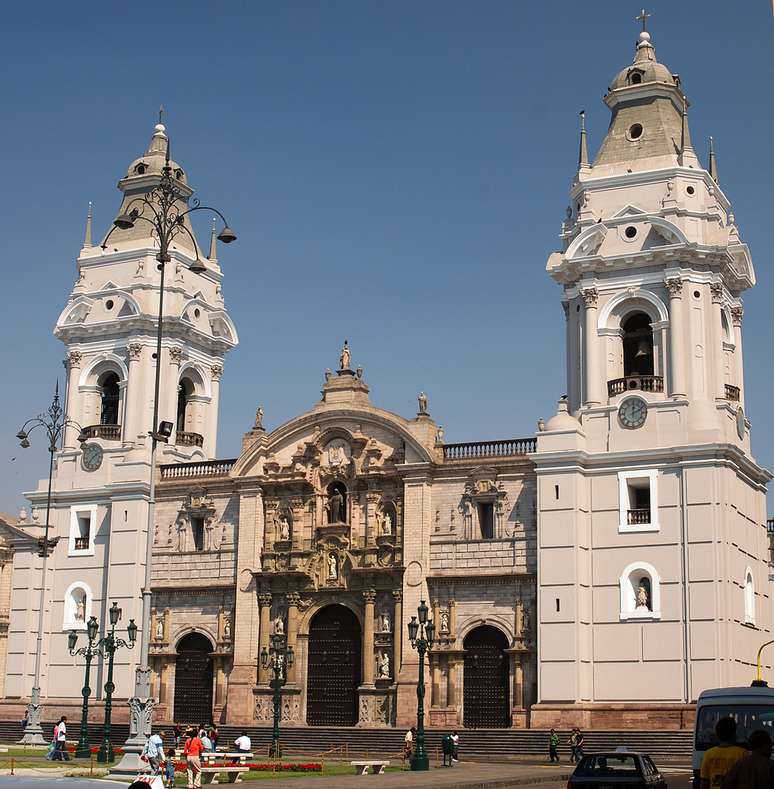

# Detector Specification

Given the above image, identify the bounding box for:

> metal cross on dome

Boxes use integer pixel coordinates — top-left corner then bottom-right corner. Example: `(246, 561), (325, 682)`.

(636, 9), (651, 32)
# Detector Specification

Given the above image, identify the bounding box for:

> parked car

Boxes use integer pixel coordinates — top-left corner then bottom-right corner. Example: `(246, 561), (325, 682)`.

(568, 751), (667, 789)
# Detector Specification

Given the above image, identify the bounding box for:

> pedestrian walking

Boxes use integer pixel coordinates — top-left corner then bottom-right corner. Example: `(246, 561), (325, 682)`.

(164, 756), (176, 789)
(441, 733), (453, 767)
(143, 729), (167, 774)
(53, 716), (70, 761)
(700, 717), (746, 789)
(404, 726), (416, 761)
(184, 726), (205, 789)
(173, 723), (183, 749)
(568, 728), (579, 763)
(549, 728), (560, 762)
(576, 729), (585, 761)
(209, 726), (219, 751)
(722, 729), (774, 789)
(451, 730), (459, 763)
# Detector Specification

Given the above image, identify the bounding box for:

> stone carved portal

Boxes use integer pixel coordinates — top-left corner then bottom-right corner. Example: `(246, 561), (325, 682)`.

(173, 633), (214, 724)
(306, 605), (361, 726)
(463, 625), (510, 729)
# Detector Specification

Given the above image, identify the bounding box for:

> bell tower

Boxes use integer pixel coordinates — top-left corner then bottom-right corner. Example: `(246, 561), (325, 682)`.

(56, 120), (238, 461)
(532, 18), (771, 727)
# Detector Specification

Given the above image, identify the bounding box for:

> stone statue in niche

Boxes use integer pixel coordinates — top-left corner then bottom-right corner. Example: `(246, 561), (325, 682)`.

(223, 615), (231, 640)
(328, 488), (345, 523)
(279, 516), (291, 542)
(380, 510), (393, 537)
(380, 612), (391, 633)
(273, 614), (285, 636)
(522, 607), (531, 637)
(378, 652), (390, 679)
(328, 552), (338, 580)
(440, 610), (449, 634)
(74, 593), (86, 622)
(636, 580), (650, 610)
(156, 617), (165, 640)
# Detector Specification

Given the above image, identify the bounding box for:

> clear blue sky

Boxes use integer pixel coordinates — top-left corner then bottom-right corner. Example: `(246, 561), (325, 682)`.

(1, 1), (772, 514)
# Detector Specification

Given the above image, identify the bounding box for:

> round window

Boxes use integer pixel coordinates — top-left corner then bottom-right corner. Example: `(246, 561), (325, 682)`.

(105, 299), (114, 311)
(693, 290), (701, 300)
(624, 225), (637, 239)
(194, 308), (201, 319)
(686, 185), (695, 195)
(628, 123), (643, 140)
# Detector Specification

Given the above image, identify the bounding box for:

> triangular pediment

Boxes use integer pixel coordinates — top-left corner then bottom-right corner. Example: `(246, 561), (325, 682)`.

(98, 280), (120, 291)
(612, 204), (647, 219)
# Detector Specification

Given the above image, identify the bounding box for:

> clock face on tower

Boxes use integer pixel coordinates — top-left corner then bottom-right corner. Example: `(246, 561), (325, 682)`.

(618, 397), (648, 429)
(81, 442), (104, 472)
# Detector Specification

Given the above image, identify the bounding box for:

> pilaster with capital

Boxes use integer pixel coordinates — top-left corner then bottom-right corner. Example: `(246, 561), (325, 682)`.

(123, 343), (144, 445)
(362, 589), (376, 686)
(165, 346), (184, 442)
(710, 282), (725, 400)
(664, 277), (686, 397)
(63, 350), (83, 448)
(207, 363), (224, 457)
(392, 590), (403, 678)
(730, 305), (745, 407)
(257, 593), (273, 686)
(286, 592), (300, 684)
(580, 287), (601, 405)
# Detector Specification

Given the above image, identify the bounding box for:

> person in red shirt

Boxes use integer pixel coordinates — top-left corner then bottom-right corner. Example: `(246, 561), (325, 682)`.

(183, 727), (205, 789)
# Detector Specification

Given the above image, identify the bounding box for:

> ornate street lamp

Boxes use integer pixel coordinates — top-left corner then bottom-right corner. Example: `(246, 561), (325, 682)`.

(103, 125), (237, 773)
(260, 632), (294, 758)
(408, 599), (435, 771)
(68, 616), (100, 758)
(15, 384), (84, 745)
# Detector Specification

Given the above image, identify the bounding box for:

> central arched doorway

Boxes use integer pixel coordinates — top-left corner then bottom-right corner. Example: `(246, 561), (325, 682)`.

(174, 633), (214, 724)
(463, 625), (510, 728)
(307, 605), (361, 726)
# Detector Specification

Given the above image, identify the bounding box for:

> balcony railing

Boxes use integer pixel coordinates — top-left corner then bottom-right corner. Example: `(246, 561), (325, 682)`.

(74, 537), (90, 550)
(159, 458), (237, 481)
(767, 518), (774, 534)
(608, 375), (664, 397)
(627, 508), (651, 525)
(177, 431), (204, 448)
(81, 424), (121, 441)
(443, 437), (537, 461)
(725, 384), (740, 402)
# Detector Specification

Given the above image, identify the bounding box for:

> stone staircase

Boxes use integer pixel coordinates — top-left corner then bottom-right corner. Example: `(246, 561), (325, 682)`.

(0, 721), (693, 762)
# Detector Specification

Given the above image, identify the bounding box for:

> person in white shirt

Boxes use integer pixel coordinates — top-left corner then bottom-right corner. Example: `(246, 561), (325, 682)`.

(144, 730), (166, 773)
(234, 732), (251, 753)
(54, 717), (69, 761)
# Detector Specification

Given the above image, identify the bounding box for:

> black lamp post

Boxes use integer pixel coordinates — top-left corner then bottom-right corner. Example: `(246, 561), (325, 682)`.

(260, 632), (294, 758)
(15, 384), (84, 745)
(68, 616), (100, 758)
(408, 599), (435, 772)
(103, 123), (237, 774)
(70, 602), (137, 763)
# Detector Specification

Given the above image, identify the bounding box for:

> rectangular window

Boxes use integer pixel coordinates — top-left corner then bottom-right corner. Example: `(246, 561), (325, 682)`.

(617, 470), (659, 533)
(68, 504), (98, 555)
(192, 517), (205, 551)
(478, 503), (494, 539)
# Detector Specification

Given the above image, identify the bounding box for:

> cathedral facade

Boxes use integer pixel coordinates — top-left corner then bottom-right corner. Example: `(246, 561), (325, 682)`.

(2, 22), (770, 730)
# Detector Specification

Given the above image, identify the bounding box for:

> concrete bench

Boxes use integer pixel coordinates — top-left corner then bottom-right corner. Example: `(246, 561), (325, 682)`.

(200, 765), (249, 785)
(350, 760), (390, 775)
(202, 752), (253, 764)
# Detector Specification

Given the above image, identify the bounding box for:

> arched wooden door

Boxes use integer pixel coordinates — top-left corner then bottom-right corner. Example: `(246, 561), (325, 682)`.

(174, 633), (214, 724)
(463, 625), (510, 728)
(306, 605), (361, 726)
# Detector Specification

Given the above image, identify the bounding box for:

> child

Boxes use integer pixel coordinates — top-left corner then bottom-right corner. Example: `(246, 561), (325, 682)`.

(164, 757), (176, 788)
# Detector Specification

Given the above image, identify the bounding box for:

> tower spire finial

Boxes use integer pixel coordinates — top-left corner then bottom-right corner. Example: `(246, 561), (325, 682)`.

(83, 201), (93, 248)
(208, 217), (218, 261)
(679, 94), (695, 165)
(158, 104), (164, 126)
(578, 110), (590, 171)
(708, 135), (719, 184)
(636, 8), (651, 33)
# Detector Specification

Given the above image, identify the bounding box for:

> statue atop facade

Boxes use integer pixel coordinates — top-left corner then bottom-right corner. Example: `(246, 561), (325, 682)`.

(378, 652), (390, 679)
(328, 488), (345, 523)
(418, 391), (428, 415)
(339, 340), (351, 371)
(328, 552), (338, 580)
(254, 405), (264, 430)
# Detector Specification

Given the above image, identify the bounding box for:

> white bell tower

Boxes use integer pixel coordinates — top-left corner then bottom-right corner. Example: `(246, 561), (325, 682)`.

(532, 19), (771, 728)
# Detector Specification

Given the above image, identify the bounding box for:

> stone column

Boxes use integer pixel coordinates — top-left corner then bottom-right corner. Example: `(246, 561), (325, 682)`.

(665, 277), (686, 397)
(159, 659), (171, 706)
(562, 301), (574, 410)
(446, 658), (457, 707)
(362, 589), (376, 686)
(258, 593), (273, 685)
(286, 592), (300, 684)
(207, 363), (223, 458)
(122, 343), (143, 445)
(392, 590), (403, 676)
(214, 657), (227, 707)
(162, 346), (182, 442)
(449, 599), (457, 646)
(581, 287), (601, 405)
(513, 654), (524, 708)
(731, 305), (745, 408)
(431, 656), (442, 707)
(366, 491), (380, 547)
(431, 599), (440, 632)
(514, 597), (524, 641)
(63, 350), (83, 449)
(710, 283), (725, 400)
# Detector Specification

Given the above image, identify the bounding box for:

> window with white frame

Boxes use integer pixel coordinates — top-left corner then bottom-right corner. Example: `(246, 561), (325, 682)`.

(63, 582), (93, 630)
(619, 561), (661, 620)
(68, 504), (97, 555)
(618, 470), (659, 532)
(743, 568), (755, 625)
